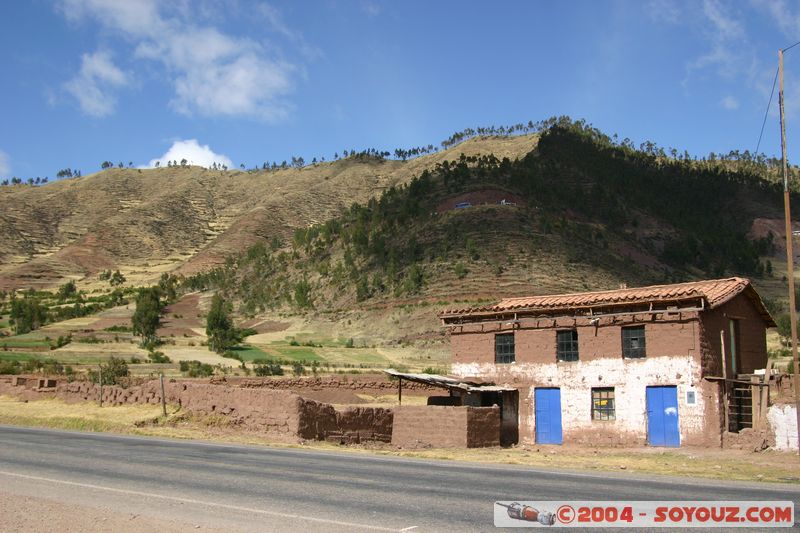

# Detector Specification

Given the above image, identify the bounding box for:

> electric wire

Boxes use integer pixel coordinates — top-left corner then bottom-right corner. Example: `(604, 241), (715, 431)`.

(783, 39), (800, 53)
(755, 67), (778, 157)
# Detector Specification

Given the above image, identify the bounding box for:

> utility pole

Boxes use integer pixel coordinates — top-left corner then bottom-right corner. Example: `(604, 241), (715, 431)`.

(778, 48), (800, 455)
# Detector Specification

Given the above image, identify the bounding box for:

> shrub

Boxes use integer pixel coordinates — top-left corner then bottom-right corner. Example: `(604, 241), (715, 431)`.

(148, 351), (171, 363)
(292, 362), (305, 376)
(254, 362), (284, 376)
(239, 328), (258, 338)
(88, 357), (129, 385)
(0, 360), (21, 374)
(221, 350), (242, 362)
(51, 334), (72, 350)
(179, 360), (214, 377)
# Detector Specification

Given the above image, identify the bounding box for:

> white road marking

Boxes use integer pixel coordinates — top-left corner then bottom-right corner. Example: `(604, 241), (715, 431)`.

(0, 470), (404, 532)
(399, 527), (418, 531)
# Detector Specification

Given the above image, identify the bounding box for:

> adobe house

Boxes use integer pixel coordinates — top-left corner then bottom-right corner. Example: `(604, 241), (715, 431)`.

(439, 278), (776, 447)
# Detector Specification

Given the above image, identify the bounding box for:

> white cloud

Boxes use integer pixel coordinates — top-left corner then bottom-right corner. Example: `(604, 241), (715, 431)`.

(686, 0), (747, 79)
(752, 0), (800, 38)
(0, 150), (10, 178)
(59, 0), (163, 38)
(59, 0), (298, 120)
(703, 0), (742, 39)
(720, 95), (740, 109)
(146, 139), (233, 169)
(64, 50), (128, 117)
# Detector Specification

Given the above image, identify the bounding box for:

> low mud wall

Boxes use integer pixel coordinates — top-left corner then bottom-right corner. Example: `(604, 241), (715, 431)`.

(297, 401), (393, 443)
(391, 405), (500, 448)
(226, 376), (437, 392)
(0, 375), (393, 444)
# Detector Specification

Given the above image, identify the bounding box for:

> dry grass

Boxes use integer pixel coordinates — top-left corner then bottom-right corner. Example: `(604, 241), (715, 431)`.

(0, 396), (164, 433)
(0, 395), (797, 485)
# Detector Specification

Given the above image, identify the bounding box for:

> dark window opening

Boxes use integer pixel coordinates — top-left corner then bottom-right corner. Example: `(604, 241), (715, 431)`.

(495, 333), (515, 364)
(556, 329), (579, 362)
(622, 325), (646, 358)
(592, 387), (615, 421)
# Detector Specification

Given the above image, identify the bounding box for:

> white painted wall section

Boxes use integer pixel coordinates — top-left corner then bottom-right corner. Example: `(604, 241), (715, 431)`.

(768, 404), (798, 451)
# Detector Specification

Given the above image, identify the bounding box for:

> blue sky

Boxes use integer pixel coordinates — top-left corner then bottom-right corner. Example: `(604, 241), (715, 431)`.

(2, 0), (800, 180)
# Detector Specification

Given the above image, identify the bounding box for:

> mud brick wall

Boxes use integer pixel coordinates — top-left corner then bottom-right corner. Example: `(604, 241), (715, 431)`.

(392, 406), (500, 448)
(1, 376), (395, 444)
(296, 401), (393, 443)
(699, 294), (769, 377)
(231, 376), (436, 392)
(466, 406), (501, 447)
(177, 384), (306, 439)
(335, 406), (393, 442)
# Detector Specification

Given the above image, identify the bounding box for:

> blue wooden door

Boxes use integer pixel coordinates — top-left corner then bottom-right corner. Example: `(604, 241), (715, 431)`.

(646, 386), (680, 447)
(534, 388), (562, 445)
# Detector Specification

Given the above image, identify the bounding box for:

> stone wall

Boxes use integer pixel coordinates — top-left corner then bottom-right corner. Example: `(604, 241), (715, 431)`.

(391, 405), (500, 448)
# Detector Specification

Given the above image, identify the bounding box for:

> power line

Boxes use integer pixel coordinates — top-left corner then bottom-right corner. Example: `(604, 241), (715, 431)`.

(783, 39), (800, 53)
(759, 40), (800, 155)
(755, 67), (779, 156)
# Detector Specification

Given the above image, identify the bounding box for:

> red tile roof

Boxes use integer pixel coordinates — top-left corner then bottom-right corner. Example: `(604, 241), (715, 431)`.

(440, 277), (775, 326)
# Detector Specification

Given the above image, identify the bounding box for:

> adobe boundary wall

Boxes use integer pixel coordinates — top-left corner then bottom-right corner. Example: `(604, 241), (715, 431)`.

(0, 376), (392, 444)
(391, 405), (500, 448)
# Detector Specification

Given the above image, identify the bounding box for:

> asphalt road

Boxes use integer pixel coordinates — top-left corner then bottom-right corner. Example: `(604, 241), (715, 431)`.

(0, 425), (797, 532)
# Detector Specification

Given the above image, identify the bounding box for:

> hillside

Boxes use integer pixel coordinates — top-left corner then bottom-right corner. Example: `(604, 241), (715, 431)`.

(0, 134), (538, 291)
(191, 122), (793, 320)
(2, 119), (798, 377)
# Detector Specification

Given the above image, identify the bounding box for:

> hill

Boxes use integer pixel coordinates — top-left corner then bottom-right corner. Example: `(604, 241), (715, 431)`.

(2, 118), (798, 376)
(0, 134), (538, 291)
(191, 121), (792, 318)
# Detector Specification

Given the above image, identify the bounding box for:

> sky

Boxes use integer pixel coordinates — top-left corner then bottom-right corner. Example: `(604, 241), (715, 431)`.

(2, 0), (800, 181)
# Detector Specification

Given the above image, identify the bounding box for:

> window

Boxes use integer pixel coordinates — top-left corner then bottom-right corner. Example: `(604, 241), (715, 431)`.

(592, 387), (615, 420)
(556, 330), (579, 362)
(728, 319), (739, 375)
(495, 333), (515, 364)
(622, 325), (646, 358)
(686, 390), (697, 405)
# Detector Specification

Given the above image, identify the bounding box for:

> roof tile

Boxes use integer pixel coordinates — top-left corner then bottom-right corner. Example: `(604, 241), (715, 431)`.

(441, 278), (769, 320)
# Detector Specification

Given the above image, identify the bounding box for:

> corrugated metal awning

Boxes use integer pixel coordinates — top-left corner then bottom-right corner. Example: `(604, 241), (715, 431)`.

(383, 369), (516, 392)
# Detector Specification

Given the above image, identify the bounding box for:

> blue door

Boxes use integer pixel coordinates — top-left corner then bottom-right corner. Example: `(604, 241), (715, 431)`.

(646, 386), (680, 447)
(535, 388), (563, 444)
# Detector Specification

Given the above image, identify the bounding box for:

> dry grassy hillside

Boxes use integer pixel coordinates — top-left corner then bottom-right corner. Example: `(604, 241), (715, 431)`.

(0, 135), (538, 290)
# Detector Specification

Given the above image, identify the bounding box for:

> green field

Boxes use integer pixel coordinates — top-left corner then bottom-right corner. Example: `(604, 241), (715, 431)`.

(230, 344), (271, 361)
(273, 346), (324, 362)
(0, 352), (39, 362)
(0, 338), (51, 350)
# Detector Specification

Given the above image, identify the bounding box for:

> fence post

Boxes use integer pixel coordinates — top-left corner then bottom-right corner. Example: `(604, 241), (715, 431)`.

(160, 373), (167, 417)
(99, 365), (103, 407)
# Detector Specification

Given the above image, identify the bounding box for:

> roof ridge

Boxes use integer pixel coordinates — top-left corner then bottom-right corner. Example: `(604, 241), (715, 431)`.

(496, 277), (747, 304)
